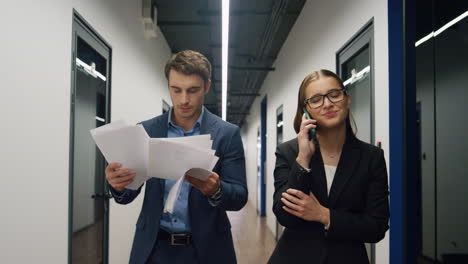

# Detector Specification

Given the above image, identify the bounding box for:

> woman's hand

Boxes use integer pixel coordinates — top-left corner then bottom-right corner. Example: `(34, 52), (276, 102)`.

(296, 113), (317, 168)
(281, 188), (330, 226)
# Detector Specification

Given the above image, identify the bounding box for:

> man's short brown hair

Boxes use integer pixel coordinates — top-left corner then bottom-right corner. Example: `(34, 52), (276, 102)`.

(164, 50), (212, 83)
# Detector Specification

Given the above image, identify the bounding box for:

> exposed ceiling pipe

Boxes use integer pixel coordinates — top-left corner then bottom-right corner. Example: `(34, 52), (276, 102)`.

(237, 0), (288, 125)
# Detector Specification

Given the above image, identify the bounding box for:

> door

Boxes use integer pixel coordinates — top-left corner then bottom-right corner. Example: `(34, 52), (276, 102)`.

(69, 12), (112, 264)
(256, 127), (261, 214)
(416, 2), (468, 262)
(275, 104), (284, 240)
(258, 96), (267, 217)
(337, 20), (375, 264)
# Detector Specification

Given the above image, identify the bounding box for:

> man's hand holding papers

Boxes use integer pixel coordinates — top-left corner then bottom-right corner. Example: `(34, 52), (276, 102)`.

(105, 162), (136, 193)
(185, 172), (220, 196)
(90, 120), (220, 213)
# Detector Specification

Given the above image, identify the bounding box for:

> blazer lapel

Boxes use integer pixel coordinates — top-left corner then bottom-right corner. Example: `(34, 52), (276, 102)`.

(310, 148), (329, 207)
(152, 112), (169, 138)
(147, 113), (169, 212)
(190, 109), (220, 202)
(328, 133), (361, 208)
(199, 109), (222, 167)
(200, 109), (220, 139)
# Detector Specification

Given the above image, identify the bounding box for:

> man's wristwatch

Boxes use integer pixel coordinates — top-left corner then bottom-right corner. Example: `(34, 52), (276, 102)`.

(210, 183), (222, 200)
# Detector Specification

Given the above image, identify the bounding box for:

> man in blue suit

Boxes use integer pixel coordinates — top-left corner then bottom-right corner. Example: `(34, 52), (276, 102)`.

(105, 50), (247, 264)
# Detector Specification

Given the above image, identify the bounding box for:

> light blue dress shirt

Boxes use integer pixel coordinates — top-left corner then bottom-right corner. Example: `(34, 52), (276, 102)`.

(159, 106), (205, 233)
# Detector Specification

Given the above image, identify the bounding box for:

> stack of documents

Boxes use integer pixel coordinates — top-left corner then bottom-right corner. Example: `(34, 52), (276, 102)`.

(90, 120), (219, 213)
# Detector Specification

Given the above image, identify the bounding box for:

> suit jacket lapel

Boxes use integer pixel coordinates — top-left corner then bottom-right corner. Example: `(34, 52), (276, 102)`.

(328, 133), (361, 208)
(190, 109), (220, 201)
(310, 148), (329, 207)
(200, 109), (222, 166)
(147, 112), (169, 209)
(152, 112), (169, 138)
(200, 109), (220, 139)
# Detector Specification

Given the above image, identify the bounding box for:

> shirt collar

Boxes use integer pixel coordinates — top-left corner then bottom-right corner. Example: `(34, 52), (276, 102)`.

(168, 106), (205, 130)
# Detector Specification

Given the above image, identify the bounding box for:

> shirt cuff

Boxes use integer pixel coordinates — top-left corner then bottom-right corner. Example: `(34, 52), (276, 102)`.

(109, 185), (127, 202)
(207, 185), (222, 207)
(296, 161), (311, 172)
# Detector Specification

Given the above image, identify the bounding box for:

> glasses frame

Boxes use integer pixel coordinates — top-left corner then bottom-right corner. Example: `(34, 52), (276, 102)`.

(303, 88), (348, 109)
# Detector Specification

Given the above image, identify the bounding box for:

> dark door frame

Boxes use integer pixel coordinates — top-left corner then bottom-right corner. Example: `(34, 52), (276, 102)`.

(259, 96), (267, 217)
(69, 10), (112, 264)
(336, 18), (376, 264)
(388, 0), (418, 263)
(336, 17), (375, 146)
(275, 104), (284, 240)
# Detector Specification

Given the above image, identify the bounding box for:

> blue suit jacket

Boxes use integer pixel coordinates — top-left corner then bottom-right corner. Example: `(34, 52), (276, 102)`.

(110, 109), (248, 264)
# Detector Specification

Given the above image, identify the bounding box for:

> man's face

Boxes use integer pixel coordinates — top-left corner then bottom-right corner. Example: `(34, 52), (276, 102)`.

(168, 70), (210, 121)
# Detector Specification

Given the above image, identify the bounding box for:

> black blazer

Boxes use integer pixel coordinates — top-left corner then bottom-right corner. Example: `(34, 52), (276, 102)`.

(268, 132), (389, 264)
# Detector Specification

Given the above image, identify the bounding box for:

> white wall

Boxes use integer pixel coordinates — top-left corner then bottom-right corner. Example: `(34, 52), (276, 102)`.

(242, 106), (262, 209)
(71, 1), (171, 263)
(0, 1), (73, 263)
(241, 0), (390, 263)
(0, 0), (171, 263)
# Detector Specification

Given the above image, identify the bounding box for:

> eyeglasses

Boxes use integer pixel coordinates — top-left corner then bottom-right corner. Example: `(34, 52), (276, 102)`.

(304, 88), (347, 109)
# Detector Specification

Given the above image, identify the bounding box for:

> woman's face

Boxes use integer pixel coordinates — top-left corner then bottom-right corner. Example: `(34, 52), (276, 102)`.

(304, 77), (350, 130)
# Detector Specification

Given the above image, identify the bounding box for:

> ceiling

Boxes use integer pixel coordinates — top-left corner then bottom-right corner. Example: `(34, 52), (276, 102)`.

(154, 0), (306, 126)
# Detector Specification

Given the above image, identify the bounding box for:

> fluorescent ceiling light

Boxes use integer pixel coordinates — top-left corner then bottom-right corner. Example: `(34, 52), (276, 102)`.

(76, 58), (107, 82)
(415, 32), (434, 47)
(343, 65), (370, 86)
(434, 10), (468, 36)
(95, 116), (105, 122)
(415, 10), (468, 47)
(222, 0), (230, 121)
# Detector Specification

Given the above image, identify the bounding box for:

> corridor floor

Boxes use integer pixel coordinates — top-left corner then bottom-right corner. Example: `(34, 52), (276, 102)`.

(228, 202), (277, 264)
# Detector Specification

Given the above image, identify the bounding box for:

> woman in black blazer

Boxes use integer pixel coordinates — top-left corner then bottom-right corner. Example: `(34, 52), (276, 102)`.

(268, 70), (389, 264)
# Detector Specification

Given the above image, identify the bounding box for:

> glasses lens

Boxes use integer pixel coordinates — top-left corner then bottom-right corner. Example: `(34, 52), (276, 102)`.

(308, 96), (322, 108)
(328, 90), (344, 102)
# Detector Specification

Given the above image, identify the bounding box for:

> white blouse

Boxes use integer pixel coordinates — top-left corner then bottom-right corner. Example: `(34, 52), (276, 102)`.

(324, 165), (337, 196)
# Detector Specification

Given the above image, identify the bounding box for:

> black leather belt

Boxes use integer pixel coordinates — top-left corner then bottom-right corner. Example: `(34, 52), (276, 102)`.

(158, 229), (192, 246)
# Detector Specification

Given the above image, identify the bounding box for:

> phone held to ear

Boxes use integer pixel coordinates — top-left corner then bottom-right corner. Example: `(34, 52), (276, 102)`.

(303, 108), (317, 141)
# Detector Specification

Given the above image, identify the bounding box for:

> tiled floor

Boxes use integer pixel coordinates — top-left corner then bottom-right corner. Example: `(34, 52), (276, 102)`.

(228, 202), (277, 264)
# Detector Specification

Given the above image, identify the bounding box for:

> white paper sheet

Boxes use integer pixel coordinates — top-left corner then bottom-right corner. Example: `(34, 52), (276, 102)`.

(185, 168), (213, 181)
(163, 168), (216, 213)
(90, 119), (127, 136)
(90, 123), (150, 190)
(147, 139), (218, 180)
(163, 175), (186, 214)
(90, 121), (220, 212)
(158, 134), (212, 150)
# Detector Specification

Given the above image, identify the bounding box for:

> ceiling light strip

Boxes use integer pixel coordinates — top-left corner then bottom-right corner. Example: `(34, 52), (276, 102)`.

(76, 58), (107, 82)
(222, 0), (230, 121)
(343, 65), (370, 86)
(415, 10), (468, 47)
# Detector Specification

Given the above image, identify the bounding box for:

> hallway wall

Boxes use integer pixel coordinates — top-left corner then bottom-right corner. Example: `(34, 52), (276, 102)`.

(1, 1), (73, 262)
(0, 0), (171, 262)
(240, 0), (390, 263)
(72, 1), (171, 263)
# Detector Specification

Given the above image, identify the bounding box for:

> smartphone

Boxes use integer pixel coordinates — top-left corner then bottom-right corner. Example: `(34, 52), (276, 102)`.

(302, 108), (317, 141)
